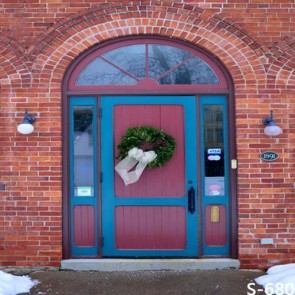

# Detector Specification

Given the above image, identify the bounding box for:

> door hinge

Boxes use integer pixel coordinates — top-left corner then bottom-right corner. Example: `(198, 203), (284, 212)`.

(99, 107), (102, 118)
(100, 171), (103, 183)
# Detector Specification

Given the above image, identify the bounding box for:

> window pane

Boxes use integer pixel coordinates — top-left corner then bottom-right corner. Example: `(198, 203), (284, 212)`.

(203, 105), (225, 196)
(189, 57), (219, 84)
(73, 106), (94, 196)
(75, 43), (220, 86)
(148, 44), (192, 79)
(158, 57), (219, 85)
(76, 58), (137, 85)
(102, 45), (146, 79)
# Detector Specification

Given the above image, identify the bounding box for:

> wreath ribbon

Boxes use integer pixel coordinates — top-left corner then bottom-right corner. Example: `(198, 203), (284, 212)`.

(115, 147), (157, 185)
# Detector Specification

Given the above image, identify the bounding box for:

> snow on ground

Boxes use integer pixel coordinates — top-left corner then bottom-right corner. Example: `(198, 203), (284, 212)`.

(0, 270), (38, 295)
(255, 263), (295, 295)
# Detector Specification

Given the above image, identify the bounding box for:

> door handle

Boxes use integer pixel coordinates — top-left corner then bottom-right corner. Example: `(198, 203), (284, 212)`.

(188, 186), (195, 214)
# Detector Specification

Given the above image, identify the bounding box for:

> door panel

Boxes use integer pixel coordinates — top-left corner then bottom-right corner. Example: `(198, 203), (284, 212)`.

(73, 205), (96, 247)
(204, 205), (227, 246)
(101, 96), (197, 257)
(115, 206), (186, 249)
(114, 105), (185, 197)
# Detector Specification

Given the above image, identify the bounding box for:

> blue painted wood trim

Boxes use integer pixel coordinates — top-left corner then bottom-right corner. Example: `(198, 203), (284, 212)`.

(200, 95), (230, 256)
(70, 97), (99, 257)
(114, 198), (186, 206)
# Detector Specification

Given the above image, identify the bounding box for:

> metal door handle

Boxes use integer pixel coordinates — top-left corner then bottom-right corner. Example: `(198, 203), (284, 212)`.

(188, 186), (195, 214)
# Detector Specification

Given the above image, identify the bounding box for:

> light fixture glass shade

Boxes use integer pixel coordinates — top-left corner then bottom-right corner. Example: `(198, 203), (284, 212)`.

(17, 123), (34, 135)
(264, 125), (282, 136)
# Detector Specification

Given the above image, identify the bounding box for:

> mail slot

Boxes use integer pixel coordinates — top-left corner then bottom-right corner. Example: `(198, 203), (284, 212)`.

(211, 206), (220, 223)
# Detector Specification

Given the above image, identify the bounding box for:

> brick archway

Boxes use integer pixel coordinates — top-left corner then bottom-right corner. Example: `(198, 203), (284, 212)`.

(31, 2), (266, 91)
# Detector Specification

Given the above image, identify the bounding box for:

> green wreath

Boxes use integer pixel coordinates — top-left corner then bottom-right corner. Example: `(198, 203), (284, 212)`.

(117, 126), (176, 168)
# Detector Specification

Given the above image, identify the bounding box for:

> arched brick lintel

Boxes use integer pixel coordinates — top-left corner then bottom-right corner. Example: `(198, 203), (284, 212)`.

(268, 36), (295, 86)
(2, 2), (295, 90)
(30, 4), (268, 91)
(0, 37), (29, 87)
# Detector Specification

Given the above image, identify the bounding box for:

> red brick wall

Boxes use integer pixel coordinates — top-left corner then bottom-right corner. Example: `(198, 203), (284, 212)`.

(0, 1), (294, 269)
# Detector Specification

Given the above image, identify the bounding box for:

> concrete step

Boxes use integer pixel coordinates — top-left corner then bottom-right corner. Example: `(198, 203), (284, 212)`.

(61, 259), (240, 271)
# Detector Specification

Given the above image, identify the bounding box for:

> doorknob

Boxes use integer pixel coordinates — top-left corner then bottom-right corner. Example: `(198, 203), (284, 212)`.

(188, 186), (195, 214)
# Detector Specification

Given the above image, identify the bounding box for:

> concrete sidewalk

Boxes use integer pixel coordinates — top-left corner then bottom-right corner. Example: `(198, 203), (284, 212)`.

(19, 269), (266, 295)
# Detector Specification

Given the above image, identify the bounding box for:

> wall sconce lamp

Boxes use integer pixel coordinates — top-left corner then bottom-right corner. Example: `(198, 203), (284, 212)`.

(17, 110), (36, 135)
(262, 110), (282, 136)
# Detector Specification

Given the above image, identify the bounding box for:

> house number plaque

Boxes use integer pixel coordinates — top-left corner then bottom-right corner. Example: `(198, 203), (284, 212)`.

(260, 151), (279, 162)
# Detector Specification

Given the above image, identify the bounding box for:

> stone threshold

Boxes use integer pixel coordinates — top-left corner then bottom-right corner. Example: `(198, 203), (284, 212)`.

(61, 258), (240, 271)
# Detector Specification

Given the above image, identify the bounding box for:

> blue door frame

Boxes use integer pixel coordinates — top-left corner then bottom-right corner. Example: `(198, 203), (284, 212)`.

(69, 97), (98, 256)
(69, 95), (230, 257)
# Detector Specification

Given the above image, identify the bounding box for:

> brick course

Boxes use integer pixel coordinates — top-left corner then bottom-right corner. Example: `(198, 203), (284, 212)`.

(0, 1), (294, 269)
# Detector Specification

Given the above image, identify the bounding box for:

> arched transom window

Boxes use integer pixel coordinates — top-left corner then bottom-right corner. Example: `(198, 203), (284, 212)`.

(67, 38), (228, 91)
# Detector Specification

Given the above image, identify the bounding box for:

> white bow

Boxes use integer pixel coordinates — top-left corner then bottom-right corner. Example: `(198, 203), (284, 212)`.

(115, 147), (157, 185)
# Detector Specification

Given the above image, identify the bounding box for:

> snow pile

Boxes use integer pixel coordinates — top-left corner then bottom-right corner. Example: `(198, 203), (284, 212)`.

(255, 263), (295, 295)
(0, 270), (38, 295)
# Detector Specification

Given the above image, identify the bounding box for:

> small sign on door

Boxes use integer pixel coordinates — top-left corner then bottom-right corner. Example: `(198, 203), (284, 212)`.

(207, 148), (221, 161)
(77, 186), (92, 196)
(208, 148), (221, 154)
